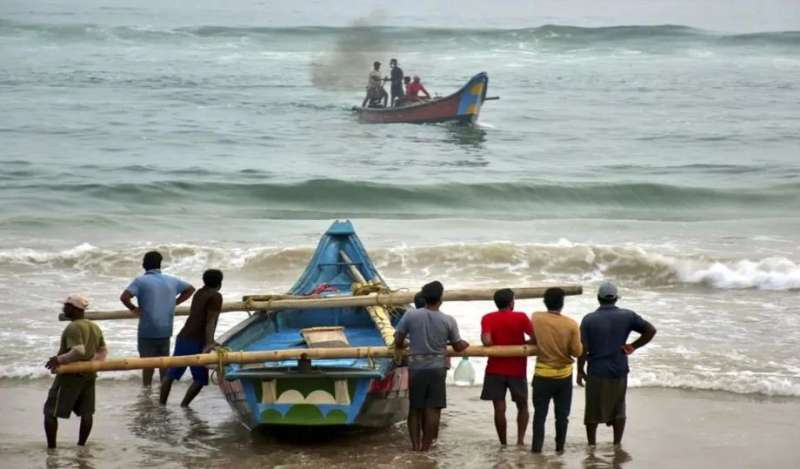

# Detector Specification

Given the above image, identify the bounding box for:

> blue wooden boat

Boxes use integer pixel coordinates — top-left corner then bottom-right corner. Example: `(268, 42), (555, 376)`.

(216, 221), (409, 429)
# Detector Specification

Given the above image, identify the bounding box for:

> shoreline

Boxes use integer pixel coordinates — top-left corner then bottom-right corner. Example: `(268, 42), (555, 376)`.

(2, 379), (798, 468)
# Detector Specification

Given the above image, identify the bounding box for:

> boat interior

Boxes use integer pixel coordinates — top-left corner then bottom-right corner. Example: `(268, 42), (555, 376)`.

(221, 221), (399, 379)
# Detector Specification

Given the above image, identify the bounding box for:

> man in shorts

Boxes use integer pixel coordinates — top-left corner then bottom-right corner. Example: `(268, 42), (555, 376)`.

(480, 288), (535, 446)
(44, 295), (108, 449)
(577, 282), (657, 447)
(394, 281), (469, 451)
(120, 251), (194, 386)
(160, 269), (223, 407)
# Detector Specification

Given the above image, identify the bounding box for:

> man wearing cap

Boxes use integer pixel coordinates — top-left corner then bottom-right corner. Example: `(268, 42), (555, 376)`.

(44, 295), (108, 449)
(120, 251), (195, 386)
(577, 282), (656, 447)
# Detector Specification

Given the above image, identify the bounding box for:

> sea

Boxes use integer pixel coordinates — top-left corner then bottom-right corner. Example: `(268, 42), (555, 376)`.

(1, 0), (800, 447)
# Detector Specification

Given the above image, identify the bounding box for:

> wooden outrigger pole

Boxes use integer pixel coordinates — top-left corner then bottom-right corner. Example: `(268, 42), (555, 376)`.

(56, 345), (539, 375)
(59, 285), (583, 321)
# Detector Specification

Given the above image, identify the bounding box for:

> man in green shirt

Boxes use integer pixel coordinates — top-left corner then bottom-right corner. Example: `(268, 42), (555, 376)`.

(44, 295), (108, 449)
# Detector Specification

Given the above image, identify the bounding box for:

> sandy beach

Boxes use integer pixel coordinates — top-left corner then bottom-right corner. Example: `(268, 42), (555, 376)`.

(3, 0), (800, 468)
(2, 379), (798, 469)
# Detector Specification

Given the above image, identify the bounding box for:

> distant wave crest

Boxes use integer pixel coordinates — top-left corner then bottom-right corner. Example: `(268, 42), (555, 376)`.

(3, 179), (799, 221)
(2, 19), (799, 49)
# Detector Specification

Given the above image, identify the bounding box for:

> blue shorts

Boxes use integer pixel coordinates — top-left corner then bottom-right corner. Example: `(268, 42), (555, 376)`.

(167, 337), (209, 386)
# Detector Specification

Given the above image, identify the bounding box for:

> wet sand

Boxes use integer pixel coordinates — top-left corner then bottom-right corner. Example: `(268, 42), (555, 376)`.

(1, 379), (798, 469)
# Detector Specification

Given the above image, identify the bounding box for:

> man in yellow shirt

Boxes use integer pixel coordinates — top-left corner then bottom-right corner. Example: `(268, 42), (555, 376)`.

(530, 288), (582, 453)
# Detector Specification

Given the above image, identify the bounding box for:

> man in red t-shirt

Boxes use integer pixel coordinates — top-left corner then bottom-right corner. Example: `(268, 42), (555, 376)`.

(406, 75), (431, 100)
(480, 288), (536, 446)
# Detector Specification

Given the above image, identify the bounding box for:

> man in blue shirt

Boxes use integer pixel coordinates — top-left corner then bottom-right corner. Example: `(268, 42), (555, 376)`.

(577, 282), (656, 447)
(120, 251), (194, 386)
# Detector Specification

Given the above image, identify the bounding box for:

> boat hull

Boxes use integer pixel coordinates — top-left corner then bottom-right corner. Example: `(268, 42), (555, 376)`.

(218, 367), (409, 429)
(355, 72), (488, 124)
(217, 221), (410, 430)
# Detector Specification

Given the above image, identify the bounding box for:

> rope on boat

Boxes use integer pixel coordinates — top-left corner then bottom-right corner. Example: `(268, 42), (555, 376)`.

(212, 346), (231, 381)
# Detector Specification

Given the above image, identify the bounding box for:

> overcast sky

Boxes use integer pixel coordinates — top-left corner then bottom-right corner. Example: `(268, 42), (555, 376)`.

(3, 0), (800, 31)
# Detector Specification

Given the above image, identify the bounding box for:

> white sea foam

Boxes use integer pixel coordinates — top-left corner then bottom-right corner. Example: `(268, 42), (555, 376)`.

(2, 241), (800, 290)
(674, 257), (800, 290)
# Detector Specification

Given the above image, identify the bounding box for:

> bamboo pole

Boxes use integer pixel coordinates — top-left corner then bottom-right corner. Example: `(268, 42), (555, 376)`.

(61, 285), (583, 321)
(56, 345), (539, 374)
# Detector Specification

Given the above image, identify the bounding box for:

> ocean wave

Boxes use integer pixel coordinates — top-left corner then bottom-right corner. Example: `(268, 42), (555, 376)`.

(2, 179), (798, 221)
(2, 241), (799, 291)
(629, 370), (800, 397)
(2, 19), (799, 50)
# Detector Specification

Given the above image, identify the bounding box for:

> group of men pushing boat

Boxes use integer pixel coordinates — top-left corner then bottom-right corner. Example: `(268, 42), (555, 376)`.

(362, 58), (431, 108)
(44, 251), (656, 456)
(396, 280), (656, 453)
(44, 251), (222, 449)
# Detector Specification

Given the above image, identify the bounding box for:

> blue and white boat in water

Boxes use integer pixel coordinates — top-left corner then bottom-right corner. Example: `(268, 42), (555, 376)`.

(217, 221), (409, 429)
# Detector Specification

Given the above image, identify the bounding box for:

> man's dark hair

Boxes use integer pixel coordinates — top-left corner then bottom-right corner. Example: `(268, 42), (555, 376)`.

(62, 303), (83, 320)
(421, 281), (444, 306)
(413, 291), (425, 308)
(142, 251), (162, 270)
(544, 287), (565, 311)
(598, 296), (617, 305)
(390, 58), (397, 64)
(373, 61), (380, 68)
(203, 269), (223, 288)
(493, 288), (514, 310)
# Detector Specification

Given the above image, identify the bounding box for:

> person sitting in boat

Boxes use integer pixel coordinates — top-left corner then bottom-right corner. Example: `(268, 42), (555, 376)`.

(406, 75), (431, 101)
(362, 61), (388, 108)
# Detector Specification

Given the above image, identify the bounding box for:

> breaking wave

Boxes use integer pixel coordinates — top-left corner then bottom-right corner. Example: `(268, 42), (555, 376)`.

(2, 241), (799, 291)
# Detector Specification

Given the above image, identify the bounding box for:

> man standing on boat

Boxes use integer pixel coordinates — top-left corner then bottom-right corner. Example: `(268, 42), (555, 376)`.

(394, 281), (469, 451)
(530, 287), (582, 454)
(362, 61), (388, 108)
(480, 288), (535, 446)
(120, 251), (195, 387)
(388, 58), (404, 106)
(577, 282), (657, 447)
(160, 269), (223, 407)
(44, 295), (107, 449)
